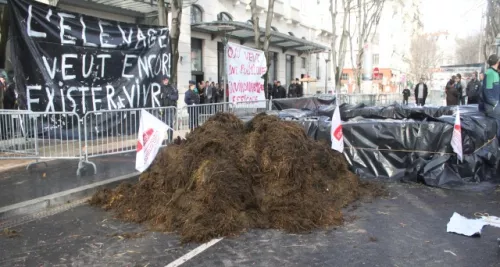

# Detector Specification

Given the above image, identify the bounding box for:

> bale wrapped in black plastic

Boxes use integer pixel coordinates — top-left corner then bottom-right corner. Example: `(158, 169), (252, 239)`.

(315, 113), (500, 189)
(271, 95), (335, 111)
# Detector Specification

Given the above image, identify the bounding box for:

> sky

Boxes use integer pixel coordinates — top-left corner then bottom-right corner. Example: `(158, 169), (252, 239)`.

(421, 0), (484, 37)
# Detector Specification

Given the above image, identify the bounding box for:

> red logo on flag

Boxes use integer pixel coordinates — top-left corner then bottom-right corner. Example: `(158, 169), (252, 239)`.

(137, 128), (154, 152)
(333, 125), (343, 140)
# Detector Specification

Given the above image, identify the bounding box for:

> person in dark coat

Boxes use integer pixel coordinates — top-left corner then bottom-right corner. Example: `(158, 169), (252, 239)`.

(1, 75), (15, 109)
(446, 76), (459, 106)
(274, 81), (286, 99)
(414, 78), (428, 106)
(295, 78), (304, 97)
(160, 76), (178, 142)
(466, 71), (482, 104)
(185, 80), (200, 130)
(288, 80), (297, 98)
(402, 88), (411, 105)
(455, 73), (466, 105)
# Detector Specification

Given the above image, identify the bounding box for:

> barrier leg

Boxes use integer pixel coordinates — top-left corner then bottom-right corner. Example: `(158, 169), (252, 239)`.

(26, 159), (48, 171)
(77, 159), (97, 176)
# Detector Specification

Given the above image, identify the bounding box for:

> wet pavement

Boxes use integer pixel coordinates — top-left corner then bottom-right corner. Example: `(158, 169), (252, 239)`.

(1, 182), (499, 267)
(0, 154), (137, 208)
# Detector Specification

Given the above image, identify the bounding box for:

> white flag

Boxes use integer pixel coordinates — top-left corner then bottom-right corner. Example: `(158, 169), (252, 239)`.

(136, 109), (171, 173)
(451, 109), (463, 162)
(331, 105), (344, 153)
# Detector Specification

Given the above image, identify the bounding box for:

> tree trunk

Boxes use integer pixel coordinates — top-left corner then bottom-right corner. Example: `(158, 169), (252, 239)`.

(250, 0), (262, 50)
(330, 0), (338, 94)
(158, 0), (167, 26)
(250, 0), (275, 99)
(335, 0), (351, 89)
(170, 0), (182, 85)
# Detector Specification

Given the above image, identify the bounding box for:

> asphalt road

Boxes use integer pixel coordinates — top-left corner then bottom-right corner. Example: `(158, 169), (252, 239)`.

(1, 182), (499, 267)
(0, 154), (137, 207)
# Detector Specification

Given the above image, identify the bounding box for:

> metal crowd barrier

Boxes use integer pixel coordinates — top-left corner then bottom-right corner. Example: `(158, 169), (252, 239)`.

(0, 95), (408, 175)
(81, 106), (178, 173)
(336, 93), (402, 106)
(0, 110), (82, 171)
(233, 100), (271, 116)
(177, 102), (234, 132)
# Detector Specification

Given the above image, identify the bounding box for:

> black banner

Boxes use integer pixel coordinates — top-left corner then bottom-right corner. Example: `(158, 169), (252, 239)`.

(9, 0), (171, 114)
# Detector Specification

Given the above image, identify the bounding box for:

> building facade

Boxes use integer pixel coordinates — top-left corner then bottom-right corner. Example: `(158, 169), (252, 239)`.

(339, 0), (424, 93)
(5, 0), (423, 100)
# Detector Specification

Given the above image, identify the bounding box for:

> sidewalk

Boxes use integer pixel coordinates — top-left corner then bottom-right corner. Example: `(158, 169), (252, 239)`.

(0, 154), (137, 208)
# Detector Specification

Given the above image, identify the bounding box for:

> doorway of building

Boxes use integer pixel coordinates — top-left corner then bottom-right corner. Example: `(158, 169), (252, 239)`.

(191, 74), (204, 85)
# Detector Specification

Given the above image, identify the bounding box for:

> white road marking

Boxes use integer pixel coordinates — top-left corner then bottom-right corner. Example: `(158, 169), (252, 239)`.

(164, 238), (223, 267)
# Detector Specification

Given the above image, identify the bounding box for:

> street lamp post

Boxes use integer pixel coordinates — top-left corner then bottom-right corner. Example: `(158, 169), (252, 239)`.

(324, 53), (330, 94)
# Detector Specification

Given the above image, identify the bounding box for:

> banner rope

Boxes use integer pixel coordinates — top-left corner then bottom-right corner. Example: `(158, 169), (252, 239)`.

(347, 137), (496, 156)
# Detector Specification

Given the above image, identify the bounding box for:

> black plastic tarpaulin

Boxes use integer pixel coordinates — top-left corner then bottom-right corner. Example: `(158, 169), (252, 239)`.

(260, 96), (500, 189)
(314, 115), (499, 188)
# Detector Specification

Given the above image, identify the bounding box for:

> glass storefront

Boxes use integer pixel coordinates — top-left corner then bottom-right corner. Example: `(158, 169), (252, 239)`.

(286, 54), (295, 86)
(191, 38), (203, 72)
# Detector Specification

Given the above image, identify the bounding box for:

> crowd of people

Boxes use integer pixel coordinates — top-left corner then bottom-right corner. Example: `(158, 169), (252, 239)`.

(268, 78), (304, 99)
(401, 71), (483, 107)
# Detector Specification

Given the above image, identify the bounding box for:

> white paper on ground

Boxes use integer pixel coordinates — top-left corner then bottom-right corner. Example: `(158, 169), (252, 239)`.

(446, 212), (486, 236)
(447, 212), (500, 237)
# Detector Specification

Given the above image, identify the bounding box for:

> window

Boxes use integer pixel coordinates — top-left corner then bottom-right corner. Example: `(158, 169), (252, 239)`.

(316, 56), (320, 79)
(288, 32), (295, 36)
(268, 52), (278, 83)
(372, 33), (380, 45)
(191, 38), (203, 72)
(271, 26), (278, 32)
(341, 73), (349, 80)
(373, 54), (379, 65)
(301, 57), (306, 68)
(286, 55), (295, 85)
(191, 5), (203, 24)
(247, 20), (253, 25)
(217, 12), (232, 21)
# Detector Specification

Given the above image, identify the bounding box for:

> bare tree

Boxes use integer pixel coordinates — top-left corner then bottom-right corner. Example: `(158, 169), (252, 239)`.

(250, 0), (275, 98)
(455, 33), (482, 65)
(169, 0), (183, 85)
(484, 0), (500, 59)
(330, 0), (353, 90)
(409, 35), (441, 82)
(157, 0), (168, 27)
(353, 0), (385, 92)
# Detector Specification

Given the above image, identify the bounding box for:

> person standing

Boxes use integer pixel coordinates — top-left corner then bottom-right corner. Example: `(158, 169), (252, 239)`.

(481, 55), (500, 138)
(402, 87), (411, 105)
(0, 74), (15, 140)
(160, 76), (178, 142)
(275, 81), (286, 99)
(414, 78), (428, 106)
(466, 72), (481, 104)
(455, 73), (467, 105)
(185, 80), (200, 130)
(295, 78), (304, 97)
(197, 81), (206, 104)
(288, 80), (297, 98)
(446, 75), (459, 106)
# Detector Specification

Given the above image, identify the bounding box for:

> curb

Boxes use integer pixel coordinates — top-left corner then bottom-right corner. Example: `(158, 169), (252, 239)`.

(0, 172), (140, 220)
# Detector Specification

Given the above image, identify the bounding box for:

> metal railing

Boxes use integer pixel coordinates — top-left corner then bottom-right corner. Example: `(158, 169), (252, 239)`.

(82, 107), (177, 159)
(0, 110), (82, 171)
(337, 93), (402, 106)
(0, 95), (410, 175)
(177, 102), (234, 131)
(233, 100), (271, 116)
